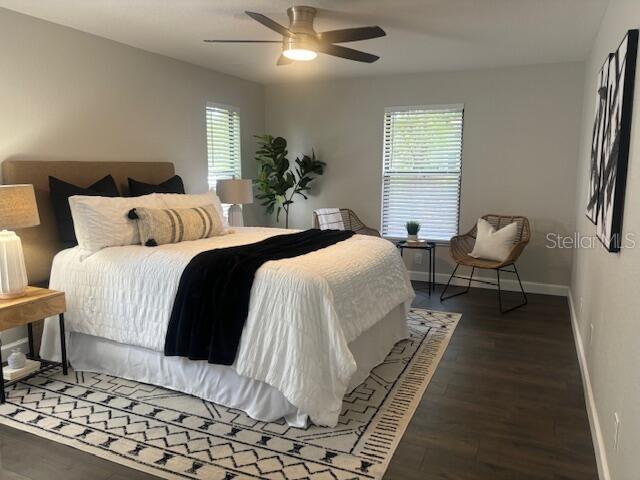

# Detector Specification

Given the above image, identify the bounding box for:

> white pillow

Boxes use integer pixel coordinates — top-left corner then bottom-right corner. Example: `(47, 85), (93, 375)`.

(69, 193), (164, 253)
(158, 192), (228, 229)
(469, 218), (518, 262)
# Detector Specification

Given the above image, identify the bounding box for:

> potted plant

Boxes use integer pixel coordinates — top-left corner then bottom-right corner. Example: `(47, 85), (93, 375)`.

(254, 135), (325, 228)
(406, 221), (421, 242)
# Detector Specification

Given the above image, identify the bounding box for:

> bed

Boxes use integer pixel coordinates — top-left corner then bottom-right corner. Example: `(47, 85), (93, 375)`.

(3, 160), (415, 428)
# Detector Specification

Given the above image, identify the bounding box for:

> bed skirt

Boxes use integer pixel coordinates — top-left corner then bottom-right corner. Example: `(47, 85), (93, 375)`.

(41, 303), (408, 427)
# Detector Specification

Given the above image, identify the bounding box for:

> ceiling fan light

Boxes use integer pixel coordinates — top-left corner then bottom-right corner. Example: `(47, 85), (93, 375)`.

(282, 48), (317, 61)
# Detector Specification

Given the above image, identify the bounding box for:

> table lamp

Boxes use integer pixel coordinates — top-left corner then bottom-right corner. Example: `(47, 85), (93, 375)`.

(0, 184), (40, 299)
(215, 179), (253, 227)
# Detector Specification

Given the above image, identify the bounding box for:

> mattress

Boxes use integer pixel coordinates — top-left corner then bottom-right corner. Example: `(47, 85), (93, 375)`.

(41, 227), (415, 426)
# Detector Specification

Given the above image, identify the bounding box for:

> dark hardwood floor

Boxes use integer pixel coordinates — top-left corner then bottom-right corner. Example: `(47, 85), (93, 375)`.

(0, 283), (597, 480)
(385, 283), (597, 480)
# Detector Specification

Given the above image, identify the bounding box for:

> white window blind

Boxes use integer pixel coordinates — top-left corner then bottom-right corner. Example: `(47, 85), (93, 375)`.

(206, 104), (241, 190)
(381, 105), (464, 242)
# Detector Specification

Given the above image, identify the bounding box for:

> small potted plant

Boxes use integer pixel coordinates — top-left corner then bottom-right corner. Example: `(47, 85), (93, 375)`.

(406, 221), (421, 242)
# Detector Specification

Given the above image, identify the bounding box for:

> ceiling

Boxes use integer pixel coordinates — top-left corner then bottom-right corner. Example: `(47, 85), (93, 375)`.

(0, 0), (609, 84)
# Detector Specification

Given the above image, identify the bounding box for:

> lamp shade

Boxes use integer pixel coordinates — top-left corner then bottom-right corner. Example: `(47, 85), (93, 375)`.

(0, 184), (40, 230)
(216, 179), (253, 205)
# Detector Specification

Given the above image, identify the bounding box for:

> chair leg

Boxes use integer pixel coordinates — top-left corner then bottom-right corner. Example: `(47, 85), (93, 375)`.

(440, 264), (458, 301)
(497, 268), (503, 312)
(513, 263), (528, 308)
(440, 265), (474, 302)
(497, 264), (528, 314)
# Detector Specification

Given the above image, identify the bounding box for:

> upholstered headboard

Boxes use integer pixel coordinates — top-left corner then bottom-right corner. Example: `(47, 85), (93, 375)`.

(2, 160), (175, 284)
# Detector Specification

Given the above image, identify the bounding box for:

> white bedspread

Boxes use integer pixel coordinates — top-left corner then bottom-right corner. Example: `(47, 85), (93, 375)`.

(45, 227), (414, 426)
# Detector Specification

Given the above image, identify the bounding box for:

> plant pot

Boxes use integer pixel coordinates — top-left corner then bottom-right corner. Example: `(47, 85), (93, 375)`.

(407, 234), (418, 242)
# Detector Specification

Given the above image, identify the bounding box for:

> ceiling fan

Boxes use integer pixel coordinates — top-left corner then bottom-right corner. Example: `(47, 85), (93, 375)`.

(204, 6), (386, 65)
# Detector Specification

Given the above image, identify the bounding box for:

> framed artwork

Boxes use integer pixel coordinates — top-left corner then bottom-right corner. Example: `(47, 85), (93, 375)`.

(586, 56), (610, 224)
(587, 29), (638, 252)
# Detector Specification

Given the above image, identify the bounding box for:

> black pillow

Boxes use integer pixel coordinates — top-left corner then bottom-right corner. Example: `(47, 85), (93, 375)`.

(49, 175), (120, 246)
(128, 175), (185, 196)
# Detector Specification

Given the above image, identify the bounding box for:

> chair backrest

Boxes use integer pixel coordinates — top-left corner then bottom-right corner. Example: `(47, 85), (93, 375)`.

(471, 214), (531, 244)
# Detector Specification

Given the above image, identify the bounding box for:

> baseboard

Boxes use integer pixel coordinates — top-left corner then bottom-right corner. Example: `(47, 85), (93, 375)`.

(409, 270), (568, 296)
(0, 337), (28, 356)
(567, 290), (610, 480)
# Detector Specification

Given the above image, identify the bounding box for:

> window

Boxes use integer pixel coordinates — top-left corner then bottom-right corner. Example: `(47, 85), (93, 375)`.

(206, 104), (241, 211)
(381, 105), (464, 241)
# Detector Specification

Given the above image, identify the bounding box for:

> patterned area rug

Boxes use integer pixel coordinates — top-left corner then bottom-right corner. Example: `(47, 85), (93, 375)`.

(0, 308), (460, 480)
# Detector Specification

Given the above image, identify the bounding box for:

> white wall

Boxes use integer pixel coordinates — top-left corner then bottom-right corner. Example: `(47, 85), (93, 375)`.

(0, 7), (265, 221)
(265, 63), (584, 287)
(0, 8), (265, 349)
(570, 1), (640, 479)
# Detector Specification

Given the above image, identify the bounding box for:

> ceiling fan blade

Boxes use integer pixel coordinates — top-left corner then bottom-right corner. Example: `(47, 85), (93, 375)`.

(316, 43), (380, 63)
(204, 40), (281, 43)
(245, 11), (294, 38)
(277, 54), (294, 66)
(318, 26), (386, 44)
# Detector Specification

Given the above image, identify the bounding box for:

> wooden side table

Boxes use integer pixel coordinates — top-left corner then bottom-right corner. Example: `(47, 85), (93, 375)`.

(0, 287), (68, 403)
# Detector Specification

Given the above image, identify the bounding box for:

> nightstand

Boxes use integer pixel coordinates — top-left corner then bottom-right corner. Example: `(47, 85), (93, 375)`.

(397, 240), (437, 295)
(0, 286), (67, 403)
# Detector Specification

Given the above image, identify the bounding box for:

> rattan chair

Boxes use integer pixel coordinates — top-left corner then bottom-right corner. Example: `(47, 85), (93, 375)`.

(312, 209), (380, 237)
(440, 214), (531, 313)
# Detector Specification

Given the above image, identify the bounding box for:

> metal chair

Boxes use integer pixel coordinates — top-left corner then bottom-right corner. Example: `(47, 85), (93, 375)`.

(440, 214), (531, 313)
(312, 209), (380, 236)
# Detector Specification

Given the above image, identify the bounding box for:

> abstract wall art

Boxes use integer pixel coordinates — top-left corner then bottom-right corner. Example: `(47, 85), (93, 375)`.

(586, 56), (610, 225)
(586, 29), (638, 252)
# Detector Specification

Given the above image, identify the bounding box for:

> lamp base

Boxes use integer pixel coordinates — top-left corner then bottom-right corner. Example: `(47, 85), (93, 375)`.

(0, 290), (27, 300)
(227, 204), (244, 227)
(0, 230), (28, 300)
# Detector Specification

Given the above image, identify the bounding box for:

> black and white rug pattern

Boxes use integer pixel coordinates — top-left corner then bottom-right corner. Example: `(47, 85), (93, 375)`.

(0, 309), (460, 480)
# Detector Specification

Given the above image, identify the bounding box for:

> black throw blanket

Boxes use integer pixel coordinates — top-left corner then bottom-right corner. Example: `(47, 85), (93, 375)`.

(164, 229), (355, 365)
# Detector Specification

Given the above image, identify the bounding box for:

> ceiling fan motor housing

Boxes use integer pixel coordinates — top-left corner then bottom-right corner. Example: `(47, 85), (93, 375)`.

(284, 6), (318, 51)
(286, 6), (317, 35)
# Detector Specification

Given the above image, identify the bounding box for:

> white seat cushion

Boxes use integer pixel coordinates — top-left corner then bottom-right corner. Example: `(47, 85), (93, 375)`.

(469, 218), (518, 262)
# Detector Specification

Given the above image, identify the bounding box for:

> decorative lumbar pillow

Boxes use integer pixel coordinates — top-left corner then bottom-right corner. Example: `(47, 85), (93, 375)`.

(129, 204), (225, 246)
(49, 175), (120, 246)
(69, 193), (164, 253)
(469, 218), (518, 262)
(128, 175), (185, 196)
(158, 191), (228, 229)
